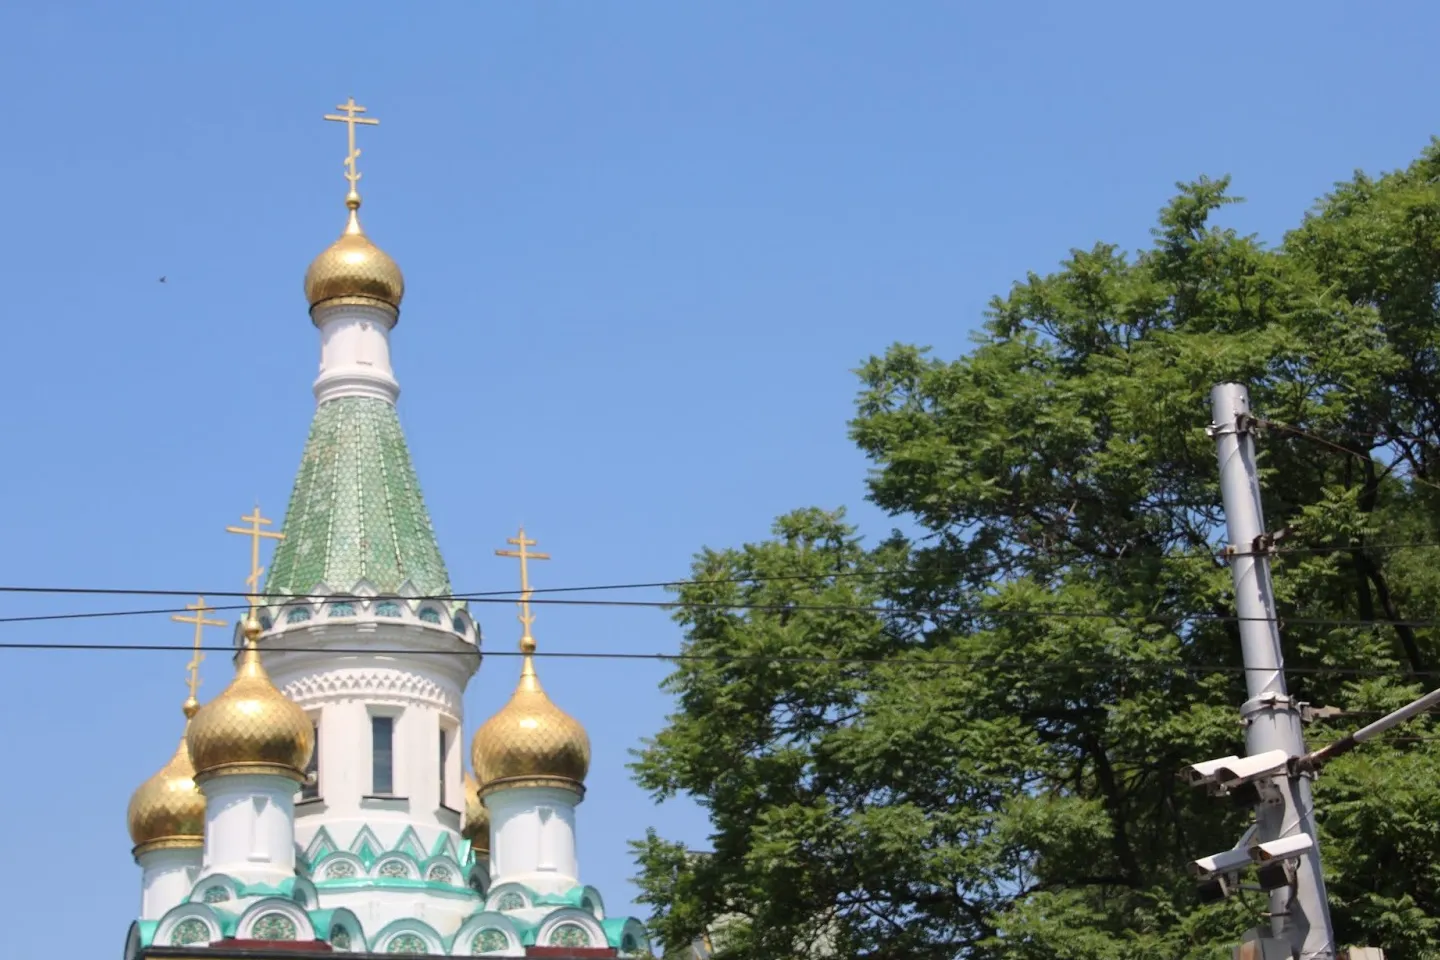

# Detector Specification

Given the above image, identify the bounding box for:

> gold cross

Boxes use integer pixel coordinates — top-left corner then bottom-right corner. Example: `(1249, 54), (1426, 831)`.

(225, 506), (285, 607)
(323, 97), (380, 205)
(173, 596), (226, 706)
(495, 526), (550, 652)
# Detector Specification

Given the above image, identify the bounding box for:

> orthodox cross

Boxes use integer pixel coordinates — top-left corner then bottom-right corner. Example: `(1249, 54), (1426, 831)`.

(323, 97), (380, 204)
(495, 527), (550, 652)
(173, 595), (225, 710)
(225, 506), (285, 607)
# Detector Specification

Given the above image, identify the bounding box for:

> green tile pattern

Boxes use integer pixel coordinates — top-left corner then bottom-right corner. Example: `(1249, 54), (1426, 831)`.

(170, 919), (210, 946)
(265, 397), (451, 598)
(253, 914), (298, 941)
(550, 924), (591, 948)
(472, 929), (507, 953)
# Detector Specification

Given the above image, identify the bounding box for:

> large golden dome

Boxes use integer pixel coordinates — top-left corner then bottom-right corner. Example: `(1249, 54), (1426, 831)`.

(461, 772), (491, 857)
(303, 202), (404, 314)
(187, 617), (313, 782)
(127, 702), (205, 857)
(472, 654), (590, 797)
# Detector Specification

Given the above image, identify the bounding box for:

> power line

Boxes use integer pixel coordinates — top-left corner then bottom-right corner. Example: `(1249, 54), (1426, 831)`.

(1259, 416), (1440, 495)
(5, 534), (1440, 611)
(0, 639), (1435, 678)
(8, 585), (1440, 630)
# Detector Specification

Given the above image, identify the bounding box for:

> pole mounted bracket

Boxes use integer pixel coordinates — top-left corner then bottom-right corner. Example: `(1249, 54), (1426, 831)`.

(1301, 704), (1344, 724)
(1206, 412), (1262, 439)
(1240, 692), (1301, 721)
(1222, 526), (1295, 560)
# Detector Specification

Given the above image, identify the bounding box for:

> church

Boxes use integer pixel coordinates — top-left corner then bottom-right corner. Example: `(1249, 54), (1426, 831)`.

(121, 99), (652, 959)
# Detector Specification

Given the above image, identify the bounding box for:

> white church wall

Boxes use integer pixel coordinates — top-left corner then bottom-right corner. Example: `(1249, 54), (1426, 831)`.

(312, 302), (399, 404)
(198, 773), (299, 886)
(137, 846), (201, 920)
(486, 785), (582, 895)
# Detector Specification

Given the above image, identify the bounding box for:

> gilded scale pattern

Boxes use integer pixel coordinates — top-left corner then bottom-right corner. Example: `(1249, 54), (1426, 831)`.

(303, 208), (404, 311)
(472, 654), (591, 790)
(126, 733), (205, 854)
(187, 620), (314, 778)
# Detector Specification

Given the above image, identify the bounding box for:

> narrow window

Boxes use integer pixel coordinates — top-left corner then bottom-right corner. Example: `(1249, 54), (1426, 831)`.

(300, 720), (320, 800)
(372, 716), (394, 795)
(439, 727), (450, 803)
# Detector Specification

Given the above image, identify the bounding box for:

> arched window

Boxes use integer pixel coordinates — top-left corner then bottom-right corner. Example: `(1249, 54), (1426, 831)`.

(386, 933), (429, 954)
(252, 914), (298, 941)
(472, 929), (508, 954)
(549, 924), (591, 948)
(170, 919), (210, 946)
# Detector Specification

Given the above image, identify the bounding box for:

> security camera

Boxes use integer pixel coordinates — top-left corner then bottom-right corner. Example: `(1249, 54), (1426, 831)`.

(1250, 833), (1314, 892)
(1211, 749), (1292, 793)
(1188, 846), (1253, 880)
(1227, 773), (1287, 809)
(1180, 755), (1242, 789)
(1250, 833), (1314, 863)
(1196, 873), (1240, 904)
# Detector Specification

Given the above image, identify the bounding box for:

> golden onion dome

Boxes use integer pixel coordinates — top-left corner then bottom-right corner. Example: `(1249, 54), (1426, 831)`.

(303, 201), (404, 314)
(472, 653), (590, 797)
(126, 700), (205, 857)
(461, 772), (491, 856)
(187, 616), (313, 782)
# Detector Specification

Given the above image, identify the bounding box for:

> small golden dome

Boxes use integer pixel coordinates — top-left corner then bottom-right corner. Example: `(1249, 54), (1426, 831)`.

(303, 203), (404, 314)
(472, 654), (590, 797)
(461, 772), (491, 856)
(127, 707), (205, 857)
(187, 617), (313, 782)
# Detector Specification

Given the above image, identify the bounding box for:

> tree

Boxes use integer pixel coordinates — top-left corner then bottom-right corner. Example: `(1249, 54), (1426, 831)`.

(633, 145), (1440, 959)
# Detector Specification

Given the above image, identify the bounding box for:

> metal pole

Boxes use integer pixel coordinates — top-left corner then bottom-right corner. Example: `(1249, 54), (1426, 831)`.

(1211, 383), (1335, 959)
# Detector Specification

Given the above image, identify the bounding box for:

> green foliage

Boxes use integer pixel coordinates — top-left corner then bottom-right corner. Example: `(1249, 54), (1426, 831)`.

(633, 144), (1440, 959)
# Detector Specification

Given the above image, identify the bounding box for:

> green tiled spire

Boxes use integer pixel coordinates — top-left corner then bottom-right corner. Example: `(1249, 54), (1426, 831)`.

(265, 396), (452, 598)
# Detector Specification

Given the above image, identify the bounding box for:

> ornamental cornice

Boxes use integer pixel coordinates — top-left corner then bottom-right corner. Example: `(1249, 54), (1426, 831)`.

(283, 666), (461, 714)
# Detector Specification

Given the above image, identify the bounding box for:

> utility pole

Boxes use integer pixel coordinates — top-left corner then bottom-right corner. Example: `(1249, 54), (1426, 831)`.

(1210, 383), (1335, 959)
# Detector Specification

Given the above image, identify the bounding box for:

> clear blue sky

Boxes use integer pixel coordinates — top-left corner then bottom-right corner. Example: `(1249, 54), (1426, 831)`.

(1, 2), (1437, 954)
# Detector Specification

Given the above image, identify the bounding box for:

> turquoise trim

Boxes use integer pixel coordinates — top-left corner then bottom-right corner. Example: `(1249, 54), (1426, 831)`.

(234, 877), (300, 901)
(307, 907), (367, 952)
(349, 825), (383, 867)
(211, 906), (242, 936)
(395, 825), (426, 861)
(603, 916), (650, 952)
(314, 876), (482, 897)
(306, 826), (338, 864)
(429, 831), (459, 860)
(533, 886), (588, 908)
(133, 920), (158, 949)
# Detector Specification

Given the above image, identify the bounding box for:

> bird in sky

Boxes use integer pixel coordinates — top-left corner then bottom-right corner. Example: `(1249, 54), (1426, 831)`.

(158, 276), (167, 283)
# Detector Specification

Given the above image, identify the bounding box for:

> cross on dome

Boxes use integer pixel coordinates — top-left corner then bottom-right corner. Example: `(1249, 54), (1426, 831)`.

(225, 505), (284, 607)
(172, 596), (225, 716)
(495, 526), (551, 653)
(323, 97), (379, 209)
